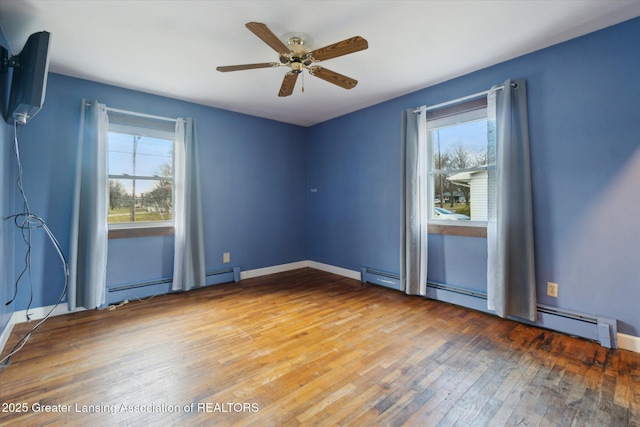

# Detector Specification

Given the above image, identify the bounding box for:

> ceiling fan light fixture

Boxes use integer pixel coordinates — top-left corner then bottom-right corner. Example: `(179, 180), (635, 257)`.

(281, 32), (313, 53)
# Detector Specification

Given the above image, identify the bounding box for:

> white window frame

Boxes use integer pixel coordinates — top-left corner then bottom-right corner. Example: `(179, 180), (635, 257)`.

(426, 106), (489, 229)
(107, 122), (176, 231)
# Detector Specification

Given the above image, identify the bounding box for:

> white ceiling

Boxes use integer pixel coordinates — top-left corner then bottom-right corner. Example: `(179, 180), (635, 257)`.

(1, 1), (639, 126)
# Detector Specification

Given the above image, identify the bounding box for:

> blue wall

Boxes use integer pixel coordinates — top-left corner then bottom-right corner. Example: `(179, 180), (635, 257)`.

(10, 73), (307, 309)
(4, 18), (639, 339)
(0, 106), (13, 336)
(1, 28), (15, 339)
(307, 17), (640, 336)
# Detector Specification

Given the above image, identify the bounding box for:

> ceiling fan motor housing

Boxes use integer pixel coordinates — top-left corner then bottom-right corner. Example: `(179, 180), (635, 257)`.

(290, 59), (304, 74)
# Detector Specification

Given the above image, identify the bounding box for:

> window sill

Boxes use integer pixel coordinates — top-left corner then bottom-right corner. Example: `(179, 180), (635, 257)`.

(428, 223), (487, 238)
(108, 226), (174, 239)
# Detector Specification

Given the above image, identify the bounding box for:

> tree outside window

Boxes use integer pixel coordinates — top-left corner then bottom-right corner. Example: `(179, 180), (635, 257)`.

(427, 107), (489, 223)
(107, 129), (175, 226)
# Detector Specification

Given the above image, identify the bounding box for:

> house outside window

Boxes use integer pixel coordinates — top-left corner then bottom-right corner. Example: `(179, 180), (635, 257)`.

(426, 97), (489, 227)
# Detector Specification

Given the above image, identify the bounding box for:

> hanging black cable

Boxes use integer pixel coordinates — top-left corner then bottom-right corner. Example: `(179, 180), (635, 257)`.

(1, 123), (69, 368)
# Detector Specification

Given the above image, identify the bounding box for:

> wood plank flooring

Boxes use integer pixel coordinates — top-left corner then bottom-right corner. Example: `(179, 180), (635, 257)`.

(1, 268), (639, 426)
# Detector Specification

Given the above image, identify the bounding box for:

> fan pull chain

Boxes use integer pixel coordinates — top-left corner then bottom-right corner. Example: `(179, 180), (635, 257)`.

(302, 71), (305, 93)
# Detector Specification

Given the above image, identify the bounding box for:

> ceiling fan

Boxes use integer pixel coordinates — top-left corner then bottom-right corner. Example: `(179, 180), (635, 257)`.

(217, 22), (368, 97)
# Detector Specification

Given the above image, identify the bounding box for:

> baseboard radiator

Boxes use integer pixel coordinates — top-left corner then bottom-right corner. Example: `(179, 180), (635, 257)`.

(107, 266), (241, 305)
(361, 267), (617, 349)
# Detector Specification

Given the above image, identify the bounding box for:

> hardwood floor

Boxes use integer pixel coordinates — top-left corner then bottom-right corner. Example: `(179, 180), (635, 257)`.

(1, 268), (639, 426)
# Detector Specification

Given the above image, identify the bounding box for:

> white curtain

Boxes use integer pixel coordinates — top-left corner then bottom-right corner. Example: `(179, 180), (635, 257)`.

(68, 100), (109, 310)
(487, 79), (537, 321)
(400, 106), (428, 296)
(172, 118), (206, 291)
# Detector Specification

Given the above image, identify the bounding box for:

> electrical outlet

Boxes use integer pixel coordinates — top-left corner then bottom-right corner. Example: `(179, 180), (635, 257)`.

(223, 252), (230, 263)
(547, 282), (558, 298)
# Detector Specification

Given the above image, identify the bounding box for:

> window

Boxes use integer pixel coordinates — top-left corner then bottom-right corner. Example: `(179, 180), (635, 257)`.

(426, 97), (489, 233)
(107, 114), (176, 231)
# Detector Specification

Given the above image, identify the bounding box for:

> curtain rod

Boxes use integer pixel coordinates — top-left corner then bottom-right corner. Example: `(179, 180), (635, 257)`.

(84, 101), (185, 123)
(413, 84), (506, 114)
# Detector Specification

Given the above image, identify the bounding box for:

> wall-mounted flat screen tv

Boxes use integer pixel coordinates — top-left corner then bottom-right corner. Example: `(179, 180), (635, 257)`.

(6, 31), (51, 126)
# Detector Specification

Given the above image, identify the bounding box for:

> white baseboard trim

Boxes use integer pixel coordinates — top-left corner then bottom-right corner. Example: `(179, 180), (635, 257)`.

(4, 260), (343, 349)
(4, 262), (638, 356)
(239, 260), (361, 282)
(307, 261), (361, 281)
(1, 303), (86, 357)
(0, 316), (16, 358)
(193, 260), (640, 355)
(240, 261), (310, 280)
(11, 303), (84, 324)
(618, 333), (640, 353)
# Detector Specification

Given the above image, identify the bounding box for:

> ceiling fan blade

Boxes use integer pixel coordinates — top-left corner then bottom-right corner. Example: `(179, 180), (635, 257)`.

(278, 72), (298, 97)
(308, 66), (358, 90)
(246, 22), (290, 55)
(310, 36), (368, 62)
(216, 62), (278, 72)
